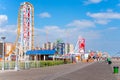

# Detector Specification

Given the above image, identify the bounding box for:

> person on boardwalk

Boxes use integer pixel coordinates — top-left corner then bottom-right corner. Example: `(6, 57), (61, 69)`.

(107, 57), (112, 64)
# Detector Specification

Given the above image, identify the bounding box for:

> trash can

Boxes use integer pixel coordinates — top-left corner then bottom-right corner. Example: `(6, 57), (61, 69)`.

(113, 66), (119, 74)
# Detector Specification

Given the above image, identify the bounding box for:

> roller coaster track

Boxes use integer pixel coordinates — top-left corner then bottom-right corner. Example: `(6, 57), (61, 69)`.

(0, 2), (34, 61)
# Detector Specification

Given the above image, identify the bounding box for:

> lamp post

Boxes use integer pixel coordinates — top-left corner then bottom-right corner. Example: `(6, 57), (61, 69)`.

(15, 48), (19, 71)
(1, 36), (6, 71)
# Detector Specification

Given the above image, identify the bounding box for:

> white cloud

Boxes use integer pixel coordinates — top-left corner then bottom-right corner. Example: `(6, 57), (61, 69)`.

(87, 12), (120, 19)
(0, 15), (8, 26)
(6, 22), (99, 51)
(0, 28), (6, 33)
(39, 12), (51, 18)
(106, 9), (113, 12)
(41, 26), (65, 38)
(4, 25), (16, 32)
(0, 25), (17, 42)
(108, 27), (118, 30)
(33, 23), (101, 46)
(0, 16), (101, 49)
(0, 23), (101, 50)
(117, 3), (120, 6)
(67, 20), (95, 29)
(34, 26), (67, 45)
(35, 26), (64, 34)
(84, 0), (103, 4)
(87, 12), (120, 24)
(94, 19), (110, 25)
(0, 25), (16, 32)
(0, 25), (16, 34)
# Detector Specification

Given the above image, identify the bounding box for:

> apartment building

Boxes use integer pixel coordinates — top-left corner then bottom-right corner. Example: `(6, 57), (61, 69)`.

(0, 42), (13, 58)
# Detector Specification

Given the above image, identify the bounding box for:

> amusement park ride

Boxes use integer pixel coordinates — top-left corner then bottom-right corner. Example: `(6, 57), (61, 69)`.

(0, 2), (34, 61)
(0, 2), (109, 63)
(72, 36), (108, 62)
(74, 36), (85, 54)
(72, 37), (86, 62)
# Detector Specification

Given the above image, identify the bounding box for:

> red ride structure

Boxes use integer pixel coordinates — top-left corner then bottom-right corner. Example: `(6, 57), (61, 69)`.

(79, 38), (85, 53)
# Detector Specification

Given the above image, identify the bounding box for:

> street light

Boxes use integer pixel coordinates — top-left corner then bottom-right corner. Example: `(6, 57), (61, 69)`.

(1, 36), (6, 71)
(15, 48), (19, 71)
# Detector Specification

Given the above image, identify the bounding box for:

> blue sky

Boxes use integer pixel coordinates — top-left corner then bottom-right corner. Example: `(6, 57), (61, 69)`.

(0, 0), (120, 56)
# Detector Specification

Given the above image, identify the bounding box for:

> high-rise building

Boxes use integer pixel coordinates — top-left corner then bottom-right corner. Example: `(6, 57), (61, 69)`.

(65, 43), (74, 54)
(42, 42), (74, 55)
(56, 43), (65, 55)
(42, 42), (54, 50)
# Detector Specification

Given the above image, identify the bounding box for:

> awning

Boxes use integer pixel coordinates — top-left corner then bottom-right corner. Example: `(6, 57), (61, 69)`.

(26, 50), (56, 55)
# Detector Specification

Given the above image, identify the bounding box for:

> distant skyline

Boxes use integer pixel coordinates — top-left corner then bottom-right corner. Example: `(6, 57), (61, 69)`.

(0, 0), (120, 56)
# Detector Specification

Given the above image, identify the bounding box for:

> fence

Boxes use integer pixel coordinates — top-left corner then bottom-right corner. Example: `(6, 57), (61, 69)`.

(0, 60), (71, 70)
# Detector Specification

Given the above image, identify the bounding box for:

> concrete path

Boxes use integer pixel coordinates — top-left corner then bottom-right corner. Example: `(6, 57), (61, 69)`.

(0, 61), (116, 80)
(54, 62), (116, 80)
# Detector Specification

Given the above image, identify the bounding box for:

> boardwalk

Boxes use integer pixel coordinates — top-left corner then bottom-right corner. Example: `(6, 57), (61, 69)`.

(54, 62), (116, 80)
(0, 61), (117, 80)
